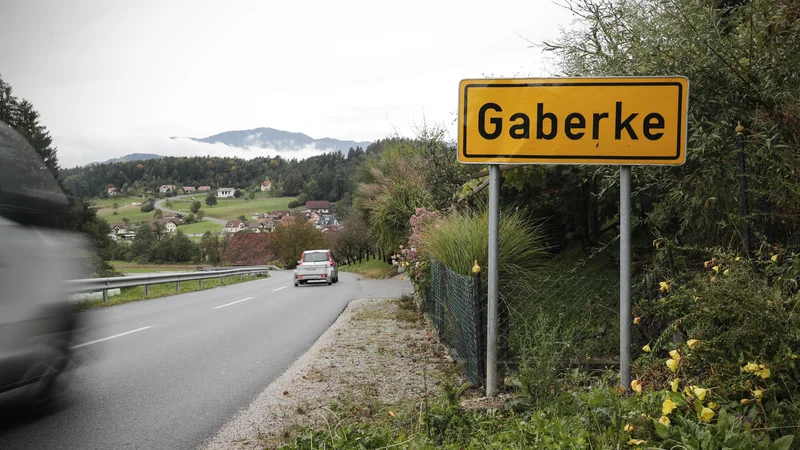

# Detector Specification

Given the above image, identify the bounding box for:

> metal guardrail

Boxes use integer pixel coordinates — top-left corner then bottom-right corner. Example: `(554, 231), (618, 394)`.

(65, 266), (270, 302)
(197, 265), (282, 272)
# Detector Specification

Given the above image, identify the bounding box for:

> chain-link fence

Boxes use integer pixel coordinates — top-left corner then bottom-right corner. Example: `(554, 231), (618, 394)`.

(426, 262), (485, 386)
(425, 261), (618, 387)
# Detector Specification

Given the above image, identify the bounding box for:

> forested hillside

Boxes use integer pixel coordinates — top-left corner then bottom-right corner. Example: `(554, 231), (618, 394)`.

(60, 144), (392, 203)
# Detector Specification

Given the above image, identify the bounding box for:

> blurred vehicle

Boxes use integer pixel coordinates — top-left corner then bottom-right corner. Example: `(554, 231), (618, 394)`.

(0, 120), (91, 408)
(294, 250), (338, 286)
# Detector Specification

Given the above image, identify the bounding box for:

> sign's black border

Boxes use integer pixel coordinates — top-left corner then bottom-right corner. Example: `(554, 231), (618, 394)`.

(460, 81), (685, 162)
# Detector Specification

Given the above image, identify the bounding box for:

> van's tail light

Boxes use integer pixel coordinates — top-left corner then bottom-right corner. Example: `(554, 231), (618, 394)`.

(330, 260), (334, 267)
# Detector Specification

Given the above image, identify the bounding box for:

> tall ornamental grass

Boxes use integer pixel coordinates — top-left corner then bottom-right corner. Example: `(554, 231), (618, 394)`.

(419, 207), (547, 279)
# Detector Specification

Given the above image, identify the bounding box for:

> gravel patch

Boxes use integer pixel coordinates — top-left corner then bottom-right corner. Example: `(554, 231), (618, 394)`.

(200, 296), (450, 450)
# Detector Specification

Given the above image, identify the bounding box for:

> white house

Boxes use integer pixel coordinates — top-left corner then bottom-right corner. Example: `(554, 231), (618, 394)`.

(224, 219), (246, 233)
(260, 180), (273, 191)
(159, 184), (176, 194)
(150, 219), (178, 233)
(107, 187), (119, 196)
(218, 187), (235, 198)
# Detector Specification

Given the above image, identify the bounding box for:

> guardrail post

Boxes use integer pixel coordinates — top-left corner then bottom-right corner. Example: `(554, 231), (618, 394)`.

(103, 289), (109, 303)
(145, 284), (150, 297)
(220, 276), (224, 284)
(229, 275), (232, 283)
(176, 281), (180, 293)
(199, 279), (203, 288)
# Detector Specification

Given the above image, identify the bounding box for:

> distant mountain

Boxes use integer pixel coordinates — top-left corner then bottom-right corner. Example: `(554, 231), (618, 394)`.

(102, 153), (163, 164)
(177, 127), (371, 153)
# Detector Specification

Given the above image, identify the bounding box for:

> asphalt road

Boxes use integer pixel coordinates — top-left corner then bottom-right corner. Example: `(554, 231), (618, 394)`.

(0, 271), (413, 449)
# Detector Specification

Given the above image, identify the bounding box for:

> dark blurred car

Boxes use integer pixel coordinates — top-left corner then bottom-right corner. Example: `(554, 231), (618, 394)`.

(0, 120), (90, 408)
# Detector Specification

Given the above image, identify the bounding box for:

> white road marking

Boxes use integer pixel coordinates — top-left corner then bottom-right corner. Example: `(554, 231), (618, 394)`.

(71, 326), (153, 349)
(213, 296), (254, 309)
(272, 286), (288, 292)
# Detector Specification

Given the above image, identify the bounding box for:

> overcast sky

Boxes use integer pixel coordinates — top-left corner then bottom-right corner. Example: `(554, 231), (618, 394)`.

(1, 0), (576, 168)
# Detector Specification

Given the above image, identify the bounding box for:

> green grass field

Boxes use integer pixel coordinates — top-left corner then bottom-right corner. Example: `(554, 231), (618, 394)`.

(109, 261), (200, 273)
(177, 220), (223, 235)
(200, 195), (298, 220)
(92, 196), (139, 208)
(96, 204), (159, 224)
(340, 258), (398, 279)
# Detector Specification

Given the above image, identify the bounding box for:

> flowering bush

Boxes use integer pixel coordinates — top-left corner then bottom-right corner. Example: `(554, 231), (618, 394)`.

(629, 250), (800, 445)
(390, 207), (440, 298)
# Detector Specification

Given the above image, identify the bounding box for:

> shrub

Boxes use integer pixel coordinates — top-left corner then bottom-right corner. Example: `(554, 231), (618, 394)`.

(419, 205), (547, 279)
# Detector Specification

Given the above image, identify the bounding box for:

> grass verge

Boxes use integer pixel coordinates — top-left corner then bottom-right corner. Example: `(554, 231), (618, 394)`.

(339, 258), (398, 279)
(76, 274), (267, 310)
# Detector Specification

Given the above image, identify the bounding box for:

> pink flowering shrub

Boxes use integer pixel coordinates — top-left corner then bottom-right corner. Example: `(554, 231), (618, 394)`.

(390, 207), (440, 296)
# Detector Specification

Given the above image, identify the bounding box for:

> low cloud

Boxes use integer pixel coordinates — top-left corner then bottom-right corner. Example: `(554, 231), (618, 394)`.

(56, 134), (335, 169)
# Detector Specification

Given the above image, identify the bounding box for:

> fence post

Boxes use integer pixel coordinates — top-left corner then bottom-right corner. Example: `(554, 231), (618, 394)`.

(240, 274), (243, 281)
(102, 289), (109, 303)
(199, 279), (203, 288)
(145, 284), (150, 297)
(176, 281), (180, 293)
(471, 261), (486, 385)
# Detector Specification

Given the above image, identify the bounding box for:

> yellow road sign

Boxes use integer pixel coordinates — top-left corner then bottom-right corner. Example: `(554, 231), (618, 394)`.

(458, 77), (688, 165)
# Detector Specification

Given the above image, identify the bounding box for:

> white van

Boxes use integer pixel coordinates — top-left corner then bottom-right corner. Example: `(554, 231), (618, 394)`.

(0, 120), (91, 408)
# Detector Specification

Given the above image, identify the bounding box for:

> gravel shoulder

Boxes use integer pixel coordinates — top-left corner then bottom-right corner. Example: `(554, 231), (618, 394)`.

(200, 292), (450, 450)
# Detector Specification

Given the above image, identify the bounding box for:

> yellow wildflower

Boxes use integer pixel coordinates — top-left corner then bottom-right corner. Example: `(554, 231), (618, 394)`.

(756, 367), (771, 379)
(669, 349), (681, 361)
(670, 378), (680, 392)
(741, 398), (753, 405)
(792, 354), (798, 360)
(723, 268), (730, 276)
(694, 296), (701, 302)
(666, 358), (680, 372)
(687, 339), (699, 349)
(630, 379), (643, 394)
(693, 387), (708, 401)
(624, 424), (635, 433)
(642, 344), (651, 353)
(712, 265), (720, 273)
(707, 402), (720, 410)
(742, 362), (759, 372)
(771, 254), (779, 262)
(628, 439), (646, 446)
(703, 260), (711, 268)
(753, 389), (763, 399)
(662, 397), (677, 415)
(700, 407), (715, 423)
(735, 256), (741, 262)
(659, 416), (671, 427)
(659, 281), (670, 293)
(633, 317), (641, 325)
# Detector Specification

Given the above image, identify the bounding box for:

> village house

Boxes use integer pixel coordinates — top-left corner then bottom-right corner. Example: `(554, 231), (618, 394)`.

(260, 180), (272, 191)
(107, 187), (119, 196)
(315, 214), (340, 229)
(149, 218), (179, 233)
(224, 219), (246, 233)
(305, 200), (332, 214)
(183, 186), (196, 193)
(159, 184), (176, 194)
(197, 186), (212, 192)
(217, 187), (235, 198)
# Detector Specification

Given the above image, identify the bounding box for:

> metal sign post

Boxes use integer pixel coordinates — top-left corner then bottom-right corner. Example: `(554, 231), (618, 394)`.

(619, 165), (632, 389)
(456, 76), (689, 394)
(486, 164), (500, 397)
